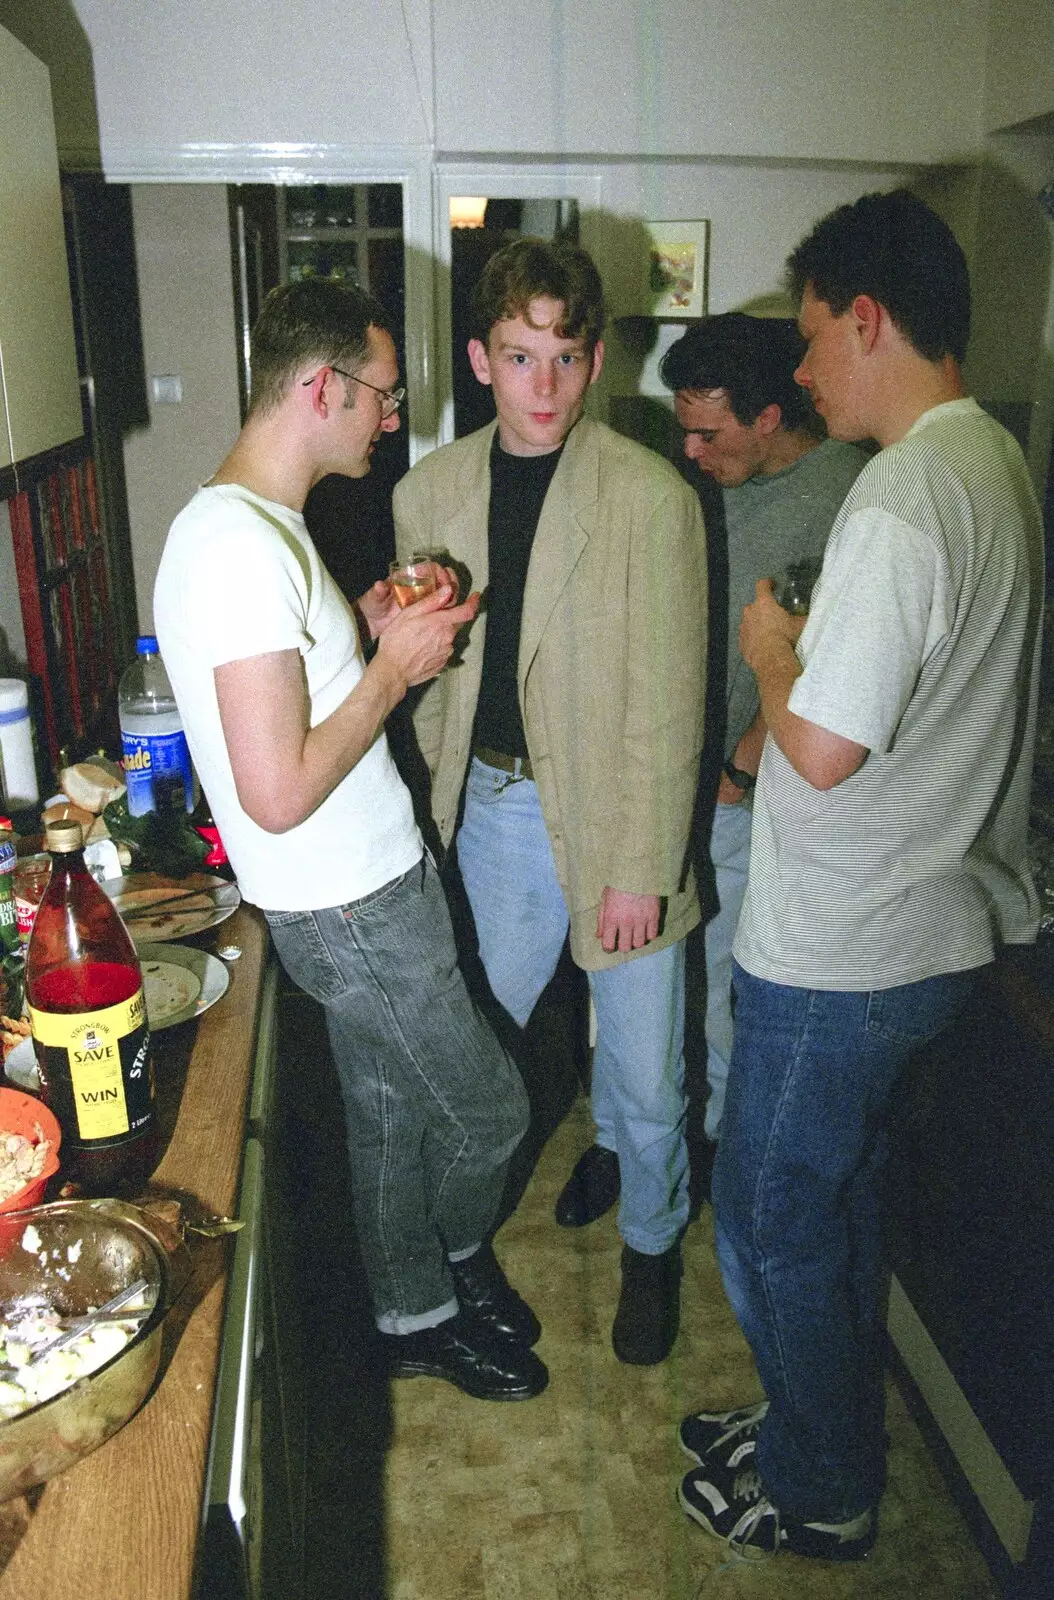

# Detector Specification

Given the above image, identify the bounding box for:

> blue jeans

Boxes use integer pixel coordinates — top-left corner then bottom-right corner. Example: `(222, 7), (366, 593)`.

(702, 800), (753, 1140)
(713, 960), (977, 1521)
(457, 758), (689, 1253)
(264, 855), (529, 1334)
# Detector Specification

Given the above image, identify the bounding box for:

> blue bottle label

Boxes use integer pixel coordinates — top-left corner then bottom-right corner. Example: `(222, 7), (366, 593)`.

(121, 730), (194, 816)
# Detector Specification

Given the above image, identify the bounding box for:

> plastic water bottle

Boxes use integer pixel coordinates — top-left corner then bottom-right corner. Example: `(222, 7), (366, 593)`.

(118, 637), (194, 816)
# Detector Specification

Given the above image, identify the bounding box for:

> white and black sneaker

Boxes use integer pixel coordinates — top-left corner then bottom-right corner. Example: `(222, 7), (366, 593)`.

(678, 1447), (876, 1563)
(678, 1399), (769, 1466)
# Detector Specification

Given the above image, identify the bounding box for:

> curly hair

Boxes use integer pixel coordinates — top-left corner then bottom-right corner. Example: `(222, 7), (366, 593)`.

(470, 237), (605, 353)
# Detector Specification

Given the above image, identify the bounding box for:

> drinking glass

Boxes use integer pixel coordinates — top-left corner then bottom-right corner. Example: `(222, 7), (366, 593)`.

(389, 556), (438, 609)
(773, 559), (821, 616)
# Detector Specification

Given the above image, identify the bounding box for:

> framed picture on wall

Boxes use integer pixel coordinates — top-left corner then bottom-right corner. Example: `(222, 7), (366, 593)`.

(640, 220), (710, 318)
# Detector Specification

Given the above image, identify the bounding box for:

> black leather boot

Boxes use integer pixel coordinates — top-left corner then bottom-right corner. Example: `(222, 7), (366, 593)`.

(611, 1242), (682, 1365)
(381, 1312), (548, 1401)
(450, 1243), (542, 1345)
(554, 1144), (621, 1227)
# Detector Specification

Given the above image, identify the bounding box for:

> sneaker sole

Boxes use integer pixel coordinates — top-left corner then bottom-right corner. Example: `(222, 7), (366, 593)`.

(678, 1465), (875, 1563)
(782, 1517), (876, 1563)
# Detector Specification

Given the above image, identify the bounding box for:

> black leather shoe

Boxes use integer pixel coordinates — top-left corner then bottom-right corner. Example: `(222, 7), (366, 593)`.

(450, 1243), (542, 1344)
(611, 1242), (682, 1366)
(381, 1313), (548, 1401)
(554, 1144), (621, 1228)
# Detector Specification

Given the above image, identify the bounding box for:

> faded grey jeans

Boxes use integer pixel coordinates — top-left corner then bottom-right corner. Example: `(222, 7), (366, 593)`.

(264, 854), (529, 1333)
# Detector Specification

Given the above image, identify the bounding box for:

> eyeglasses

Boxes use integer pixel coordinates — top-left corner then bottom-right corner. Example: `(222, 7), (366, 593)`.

(302, 365), (405, 418)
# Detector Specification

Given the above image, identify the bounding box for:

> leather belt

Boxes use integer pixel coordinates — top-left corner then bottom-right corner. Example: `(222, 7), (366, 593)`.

(473, 744), (535, 781)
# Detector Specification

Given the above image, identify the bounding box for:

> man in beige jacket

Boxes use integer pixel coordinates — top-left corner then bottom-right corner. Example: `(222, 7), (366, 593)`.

(395, 239), (707, 1363)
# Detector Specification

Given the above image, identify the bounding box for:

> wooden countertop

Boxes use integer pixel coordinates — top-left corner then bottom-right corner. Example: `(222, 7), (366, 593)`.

(0, 905), (268, 1600)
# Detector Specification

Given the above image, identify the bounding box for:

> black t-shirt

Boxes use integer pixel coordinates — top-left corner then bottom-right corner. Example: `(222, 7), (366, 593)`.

(471, 437), (564, 757)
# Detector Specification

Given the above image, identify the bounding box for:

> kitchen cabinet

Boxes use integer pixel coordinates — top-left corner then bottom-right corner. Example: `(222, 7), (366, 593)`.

(887, 944), (1054, 1598)
(0, 25), (83, 482)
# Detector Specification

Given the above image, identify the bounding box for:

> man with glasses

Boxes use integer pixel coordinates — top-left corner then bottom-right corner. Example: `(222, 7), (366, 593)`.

(154, 278), (549, 1403)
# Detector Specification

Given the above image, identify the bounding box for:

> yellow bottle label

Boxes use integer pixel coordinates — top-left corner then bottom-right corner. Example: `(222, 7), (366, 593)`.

(28, 991), (150, 1142)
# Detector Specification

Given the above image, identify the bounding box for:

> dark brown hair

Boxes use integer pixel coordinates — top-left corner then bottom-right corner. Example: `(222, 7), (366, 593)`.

(787, 189), (970, 364)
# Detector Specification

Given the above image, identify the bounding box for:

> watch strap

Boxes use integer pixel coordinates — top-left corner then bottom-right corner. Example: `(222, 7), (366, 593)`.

(723, 759), (756, 792)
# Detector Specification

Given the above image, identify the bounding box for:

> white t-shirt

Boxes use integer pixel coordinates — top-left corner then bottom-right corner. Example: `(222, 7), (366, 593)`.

(734, 399), (1043, 990)
(153, 484), (421, 911)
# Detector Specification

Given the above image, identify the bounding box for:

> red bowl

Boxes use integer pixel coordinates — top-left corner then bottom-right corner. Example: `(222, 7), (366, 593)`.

(0, 1088), (62, 1213)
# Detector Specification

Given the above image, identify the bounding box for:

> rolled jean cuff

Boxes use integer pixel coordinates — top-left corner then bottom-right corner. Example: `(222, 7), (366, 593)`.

(447, 1242), (482, 1264)
(376, 1296), (459, 1336)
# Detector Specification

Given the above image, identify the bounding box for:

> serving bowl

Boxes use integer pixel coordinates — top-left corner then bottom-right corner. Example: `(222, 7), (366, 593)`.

(0, 1198), (189, 1500)
(0, 1087), (61, 1213)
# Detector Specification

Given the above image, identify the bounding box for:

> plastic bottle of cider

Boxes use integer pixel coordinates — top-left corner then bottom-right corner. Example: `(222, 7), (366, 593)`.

(25, 819), (158, 1195)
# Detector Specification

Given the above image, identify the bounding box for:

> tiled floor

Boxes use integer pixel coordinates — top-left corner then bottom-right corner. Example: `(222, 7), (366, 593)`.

(284, 981), (1002, 1600)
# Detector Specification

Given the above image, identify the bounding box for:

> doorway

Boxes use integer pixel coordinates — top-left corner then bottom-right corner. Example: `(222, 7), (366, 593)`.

(227, 182), (409, 599)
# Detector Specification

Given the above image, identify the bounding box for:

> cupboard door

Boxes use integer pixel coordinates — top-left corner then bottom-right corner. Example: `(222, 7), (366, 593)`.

(0, 25), (82, 472)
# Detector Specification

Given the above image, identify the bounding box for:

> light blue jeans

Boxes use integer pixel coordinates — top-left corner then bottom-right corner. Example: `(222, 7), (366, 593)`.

(702, 799), (754, 1140)
(264, 855), (529, 1334)
(457, 757), (690, 1254)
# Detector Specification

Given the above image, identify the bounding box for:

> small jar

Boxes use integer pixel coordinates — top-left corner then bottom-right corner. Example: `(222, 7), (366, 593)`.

(13, 852), (51, 947)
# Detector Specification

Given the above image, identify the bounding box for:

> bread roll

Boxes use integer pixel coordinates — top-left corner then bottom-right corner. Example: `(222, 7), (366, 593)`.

(59, 757), (126, 814)
(41, 798), (95, 832)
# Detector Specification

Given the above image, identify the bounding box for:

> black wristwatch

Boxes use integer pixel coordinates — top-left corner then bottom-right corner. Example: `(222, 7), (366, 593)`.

(723, 759), (756, 792)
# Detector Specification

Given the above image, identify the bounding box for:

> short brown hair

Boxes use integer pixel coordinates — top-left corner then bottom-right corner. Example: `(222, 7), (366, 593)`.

(470, 237), (605, 353)
(248, 277), (392, 417)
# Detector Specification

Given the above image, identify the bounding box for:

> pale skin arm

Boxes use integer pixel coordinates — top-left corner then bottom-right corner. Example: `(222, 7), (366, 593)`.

(216, 583), (479, 833)
(739, 579), (867, 791)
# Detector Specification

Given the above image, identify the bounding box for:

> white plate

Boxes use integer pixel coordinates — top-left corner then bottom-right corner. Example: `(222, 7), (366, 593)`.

(102, 872), (241, 945)
(137, 942), (230, 1031)
(4, 943), (230, 1090)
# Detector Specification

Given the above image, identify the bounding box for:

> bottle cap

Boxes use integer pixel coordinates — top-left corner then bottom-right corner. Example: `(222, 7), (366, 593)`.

(135, 636), (159, 656)
(44, 819), (84, 852)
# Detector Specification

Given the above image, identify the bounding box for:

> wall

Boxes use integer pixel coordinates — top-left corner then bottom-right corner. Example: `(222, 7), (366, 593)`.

(121, 186), (241, 631)
(576, 157), (918, 413)
(984, 0), (1054, 132)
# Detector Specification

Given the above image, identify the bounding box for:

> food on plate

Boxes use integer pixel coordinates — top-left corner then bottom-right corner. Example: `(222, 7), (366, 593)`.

(41, 799), (95, 833)
(0, 1127), (50, 1204)
(0, 1016), (30, 1068)
(141, 958), (202, 1023)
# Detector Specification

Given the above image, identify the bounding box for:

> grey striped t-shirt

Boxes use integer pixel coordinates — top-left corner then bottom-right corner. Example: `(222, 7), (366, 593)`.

(734, 398), (1043, 991)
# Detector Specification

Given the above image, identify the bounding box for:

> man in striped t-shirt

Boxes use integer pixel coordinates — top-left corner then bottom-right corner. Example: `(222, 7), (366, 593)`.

(677, 191), (1044, 1563)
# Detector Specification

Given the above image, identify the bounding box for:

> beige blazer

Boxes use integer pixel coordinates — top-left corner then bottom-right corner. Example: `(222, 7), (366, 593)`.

(394, 417), (708, 970)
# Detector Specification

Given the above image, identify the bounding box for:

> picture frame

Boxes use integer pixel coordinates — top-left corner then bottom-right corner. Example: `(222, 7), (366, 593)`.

(640, 220), (710, 319)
